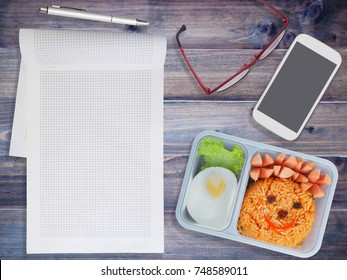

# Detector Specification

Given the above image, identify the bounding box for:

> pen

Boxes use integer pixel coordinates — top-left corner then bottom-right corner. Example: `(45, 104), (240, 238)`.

(39, 5), (149, 26)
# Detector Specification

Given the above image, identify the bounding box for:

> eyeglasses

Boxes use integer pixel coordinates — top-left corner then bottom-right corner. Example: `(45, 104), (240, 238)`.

(176, 0), (288, 95)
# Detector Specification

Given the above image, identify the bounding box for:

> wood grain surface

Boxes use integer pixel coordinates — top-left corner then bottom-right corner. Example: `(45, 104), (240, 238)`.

(0, 0), (346, 259)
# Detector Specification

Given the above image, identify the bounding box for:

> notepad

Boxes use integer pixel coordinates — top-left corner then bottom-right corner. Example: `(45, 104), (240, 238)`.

(11, 29), (166, 253)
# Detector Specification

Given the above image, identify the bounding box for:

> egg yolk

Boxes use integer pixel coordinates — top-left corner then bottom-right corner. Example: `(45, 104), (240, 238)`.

(206, 172), (226, 198)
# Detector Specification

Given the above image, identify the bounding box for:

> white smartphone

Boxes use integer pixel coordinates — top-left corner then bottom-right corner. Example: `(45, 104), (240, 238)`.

(253, 34), (342, 141)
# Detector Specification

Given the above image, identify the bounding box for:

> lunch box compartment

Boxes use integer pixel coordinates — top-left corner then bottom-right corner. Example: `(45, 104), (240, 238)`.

(177, 137), (248, 232)
(175, 131), (338, 258)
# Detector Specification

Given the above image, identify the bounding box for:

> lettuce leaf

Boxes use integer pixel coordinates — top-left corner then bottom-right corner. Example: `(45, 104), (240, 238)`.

(197, 137), (244, 176)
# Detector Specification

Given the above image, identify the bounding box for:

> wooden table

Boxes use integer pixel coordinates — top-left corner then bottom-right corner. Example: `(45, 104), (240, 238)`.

(0, 0), (346, 260)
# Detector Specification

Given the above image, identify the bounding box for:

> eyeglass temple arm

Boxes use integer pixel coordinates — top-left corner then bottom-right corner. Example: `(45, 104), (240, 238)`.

(255, 1), (288, 59)
(259, 0), (288, 23)
(176, 25), (212, 94)
(176, 25), (186, 47)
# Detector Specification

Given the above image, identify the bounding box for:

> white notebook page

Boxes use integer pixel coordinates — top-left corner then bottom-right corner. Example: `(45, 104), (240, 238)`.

(19, 29), (166, 253)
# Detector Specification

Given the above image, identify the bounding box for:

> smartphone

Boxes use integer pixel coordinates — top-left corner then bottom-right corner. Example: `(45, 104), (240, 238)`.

(253, 34), (341, 141)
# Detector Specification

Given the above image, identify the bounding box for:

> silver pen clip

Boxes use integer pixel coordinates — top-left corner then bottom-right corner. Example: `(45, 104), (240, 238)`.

(50, 5), (86, 11)
(39, 5), (86, 13)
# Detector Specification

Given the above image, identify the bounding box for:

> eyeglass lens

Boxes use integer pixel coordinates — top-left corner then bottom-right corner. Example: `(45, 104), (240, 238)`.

(259, 29), (286, 60)
(216, 68), (250, 92)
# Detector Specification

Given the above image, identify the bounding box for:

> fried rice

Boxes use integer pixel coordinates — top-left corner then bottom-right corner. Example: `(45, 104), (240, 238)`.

(237, 177), (316, 248)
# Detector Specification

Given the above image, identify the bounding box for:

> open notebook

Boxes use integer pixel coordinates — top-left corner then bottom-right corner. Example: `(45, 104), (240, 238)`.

(11, 29), (166, 253)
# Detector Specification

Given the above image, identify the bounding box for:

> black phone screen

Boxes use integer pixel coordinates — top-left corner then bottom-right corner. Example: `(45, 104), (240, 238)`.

(257, 42), (337, 132)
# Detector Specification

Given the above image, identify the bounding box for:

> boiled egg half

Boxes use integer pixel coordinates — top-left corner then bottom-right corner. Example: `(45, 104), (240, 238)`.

(186, 167), (238, 230)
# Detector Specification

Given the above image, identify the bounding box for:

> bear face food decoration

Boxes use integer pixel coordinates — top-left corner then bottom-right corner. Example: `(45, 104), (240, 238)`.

(237, 177), (316, 248)
(237, 152), (331, 248)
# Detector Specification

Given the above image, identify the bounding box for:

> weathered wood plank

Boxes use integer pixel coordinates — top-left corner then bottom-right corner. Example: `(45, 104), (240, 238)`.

(164, 102), (347, 155)
(1, 101), (347, 156)
(0, 157), (26, 207)
(164, 155), (347, 211)
(0, 98), (14, 155)
(0, 154), (346, 210)
(1, 48), (346, 101)
(0, 0), (346, 49)
(165, 49), (346, 101)
(0, 209), (346, 259)
(0, 49), (20, 100)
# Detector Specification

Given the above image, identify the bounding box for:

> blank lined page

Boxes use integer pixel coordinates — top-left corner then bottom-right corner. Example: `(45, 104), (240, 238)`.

(20, 29), (166, 253)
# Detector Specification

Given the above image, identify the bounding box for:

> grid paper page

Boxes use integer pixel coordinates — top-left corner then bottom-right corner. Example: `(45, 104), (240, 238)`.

(22, 29), (166, 253)
(39, 71), (152, 238)
(10, 29), (165, 157)
(33, 30), (153, 66)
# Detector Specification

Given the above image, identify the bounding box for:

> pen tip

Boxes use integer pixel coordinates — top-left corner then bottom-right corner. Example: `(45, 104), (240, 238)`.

(136, 19), (149, 26)
(39, 7), (48, 13)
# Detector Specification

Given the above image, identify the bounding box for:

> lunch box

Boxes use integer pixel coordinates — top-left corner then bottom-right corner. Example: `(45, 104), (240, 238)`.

(175, 131), (338, 258)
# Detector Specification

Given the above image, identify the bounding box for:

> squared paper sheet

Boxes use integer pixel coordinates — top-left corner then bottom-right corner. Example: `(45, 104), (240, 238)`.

(17, 29), (166, 253)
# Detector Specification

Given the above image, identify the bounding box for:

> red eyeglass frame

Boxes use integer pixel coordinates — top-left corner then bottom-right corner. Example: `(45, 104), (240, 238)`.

(176, 0), (289, 95)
